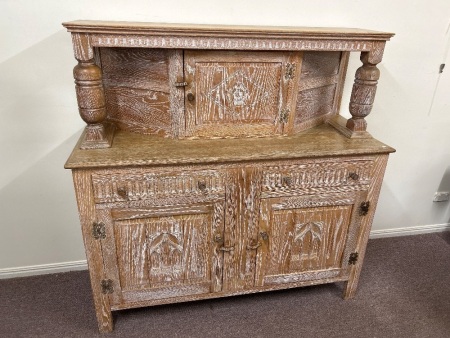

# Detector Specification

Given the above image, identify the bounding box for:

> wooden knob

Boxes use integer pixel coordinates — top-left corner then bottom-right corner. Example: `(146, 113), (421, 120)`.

(282, 176), (293, 186)
(117, 187), (128, 199)
(348, 172), (359, 181)
(187, 93), (195, 102)
(197, 181), (207, 191)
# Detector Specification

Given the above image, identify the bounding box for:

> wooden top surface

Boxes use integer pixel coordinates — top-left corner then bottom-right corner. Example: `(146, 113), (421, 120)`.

(62, 20), (394, 40)
(65, 124), (395, 169)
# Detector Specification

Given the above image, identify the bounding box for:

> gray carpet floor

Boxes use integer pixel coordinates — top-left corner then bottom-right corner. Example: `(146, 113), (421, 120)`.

(1, 233), (450, 338)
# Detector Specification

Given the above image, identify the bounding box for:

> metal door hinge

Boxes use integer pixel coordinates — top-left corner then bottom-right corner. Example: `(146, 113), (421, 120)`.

(101, 279), (114, 294)
(174, 81), (188, 87)
(279, 108), (290, 123)
(285, 63), (296, 80)
(348, 252), (359, 265)
(92, 222), (106, 240)
(359, 201), (370, 216)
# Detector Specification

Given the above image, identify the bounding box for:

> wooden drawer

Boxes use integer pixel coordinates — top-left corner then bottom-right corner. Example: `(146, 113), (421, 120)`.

(261, 158), (374, 196)
(91, 169), (226, 203)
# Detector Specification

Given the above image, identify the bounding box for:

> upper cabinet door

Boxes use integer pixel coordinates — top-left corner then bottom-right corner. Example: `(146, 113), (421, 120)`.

(183, 51), (302, 138)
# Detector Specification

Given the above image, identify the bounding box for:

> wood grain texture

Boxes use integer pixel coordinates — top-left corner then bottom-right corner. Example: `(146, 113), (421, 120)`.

(71, 33), (93, 61)
(222, 169), (241, 291)
(256, 192), (359, 286)
(64, 22), (395, 332)
(65, 124), (394, 169)
(346, 52), (381, 133)
(104, 87), (170, 135)
(72, 170), (113, 332)
(183, 51), (301, 138)
(73, 61), (114, 149)
(63, 21), (394, 39)
(110, 274), (348, 311)
(63, 22), (394, 59)
(294, 51), (346, 132)
(331, 52), (350, 120)
(295, 85), (337, 124)
(300, 52), (341, 78)
(261, 158), (374, 193)
(101, 48), (170, 91)
(99, 48), (173, 136)
(97, 200), (225, 306)
(91, 168), (226, 203)
(240, 167), (263, 289)
(168, 50), (185, 138)
(343, 154), (389, 299)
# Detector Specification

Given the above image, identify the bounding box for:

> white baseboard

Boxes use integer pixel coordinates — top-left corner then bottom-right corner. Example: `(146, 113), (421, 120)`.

(0, 260), (87, 279)
(1, 224), (449, 279)
(369, 223), (450, 239)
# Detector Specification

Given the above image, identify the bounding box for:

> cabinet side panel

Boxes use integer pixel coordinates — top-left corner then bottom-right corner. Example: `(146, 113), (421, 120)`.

(294, 52), (347, 132)
(344, 154), (389, 298)
(72, 170), (113, 332)
(100, 48), (173, 136)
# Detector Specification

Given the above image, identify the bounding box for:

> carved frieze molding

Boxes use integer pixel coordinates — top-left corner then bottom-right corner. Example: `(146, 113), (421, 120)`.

(89, 35), (375, 52)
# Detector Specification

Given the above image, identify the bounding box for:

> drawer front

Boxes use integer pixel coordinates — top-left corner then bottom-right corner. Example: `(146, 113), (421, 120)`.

(262, 158), (374, 195)
(92, 169), (226, 203)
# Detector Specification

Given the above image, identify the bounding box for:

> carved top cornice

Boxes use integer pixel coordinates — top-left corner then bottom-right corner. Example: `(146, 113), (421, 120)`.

(63, 21), (394, 53)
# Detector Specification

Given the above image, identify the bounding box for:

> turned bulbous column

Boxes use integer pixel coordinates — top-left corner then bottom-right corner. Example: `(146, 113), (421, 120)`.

(73, 61), (106, 124)
(72, 59), (113, 149)
(346, 52), (380, 132)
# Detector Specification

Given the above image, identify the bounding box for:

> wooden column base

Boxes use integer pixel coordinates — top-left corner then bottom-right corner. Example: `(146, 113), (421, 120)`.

(80, 123), (115, 149)
(327, 115), (372, 139)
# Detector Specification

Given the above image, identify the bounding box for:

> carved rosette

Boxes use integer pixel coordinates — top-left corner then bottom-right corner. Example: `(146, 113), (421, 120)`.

(346, 52), (381, 132)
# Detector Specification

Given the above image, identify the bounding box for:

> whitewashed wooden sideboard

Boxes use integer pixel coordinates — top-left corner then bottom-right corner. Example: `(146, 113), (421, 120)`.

(63, 21), (394, 332)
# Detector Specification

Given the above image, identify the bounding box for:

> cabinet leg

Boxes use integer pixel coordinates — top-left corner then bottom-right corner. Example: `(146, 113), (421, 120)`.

(343, 278), (358, 300)
(89, 278), (114, 332)
(343, 262), (364, 299)
(95, 305), (114, 333)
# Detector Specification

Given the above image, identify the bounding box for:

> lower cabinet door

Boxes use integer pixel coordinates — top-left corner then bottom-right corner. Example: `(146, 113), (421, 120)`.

(255, 192), (367, 286)
(96, 202), (225, 306)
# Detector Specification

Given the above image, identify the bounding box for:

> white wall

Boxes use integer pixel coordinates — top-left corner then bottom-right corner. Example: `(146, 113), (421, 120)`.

(1, 0), (450, 275)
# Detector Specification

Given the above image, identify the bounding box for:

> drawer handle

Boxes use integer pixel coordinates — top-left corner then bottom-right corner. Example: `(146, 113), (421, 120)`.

(219, 245), (235, 252)
(214, 235), (234, 251)
(246, 242), (261, 250)
(117, 187), (128, 199)
(348, 172), (360, 181)
(282, 176), (293, 186)
(197, 180), (207, 192)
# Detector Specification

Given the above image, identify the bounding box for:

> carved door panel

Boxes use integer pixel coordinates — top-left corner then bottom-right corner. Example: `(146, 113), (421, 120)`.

(183, 51), (302, 138)
(255, 192), (367, 286)
(97, 202), (225, 306)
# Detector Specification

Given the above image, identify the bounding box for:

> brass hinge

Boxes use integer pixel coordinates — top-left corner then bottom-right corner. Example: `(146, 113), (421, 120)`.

(348, 252), (359, 265)
(359, 201), (370, 216)
(92, 222), (106, 240)
(285, 63), (296, 80)
(101, 279), (114, 294)
(279, 108), (290, 123)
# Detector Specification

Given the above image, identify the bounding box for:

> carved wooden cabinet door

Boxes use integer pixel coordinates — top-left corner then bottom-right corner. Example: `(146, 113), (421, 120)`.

(255, 191), (367, 286)
(183, 51), (302, 138)
(96, 201), (225, 307)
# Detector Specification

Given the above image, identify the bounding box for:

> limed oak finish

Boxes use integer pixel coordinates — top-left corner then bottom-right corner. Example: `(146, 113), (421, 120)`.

(63, 21), (394, 332)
